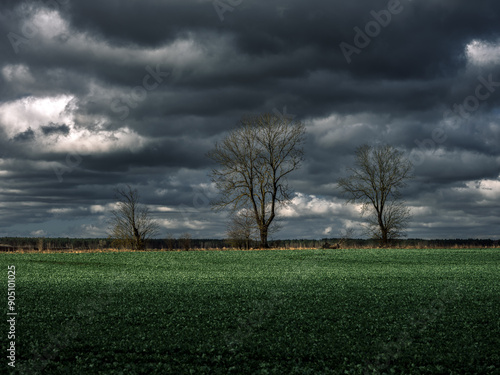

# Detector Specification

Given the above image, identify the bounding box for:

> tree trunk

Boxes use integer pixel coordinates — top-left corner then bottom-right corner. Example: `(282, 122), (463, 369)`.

(377, 212), (388, 247)
(380, 227), (389, 247)
(259, 226), (269, 248)
(133, 227), (142, 250)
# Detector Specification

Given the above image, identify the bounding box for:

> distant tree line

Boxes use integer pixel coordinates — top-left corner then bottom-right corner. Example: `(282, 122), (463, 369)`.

(0, 237), (498, 251)
(0, 237), (109, 251)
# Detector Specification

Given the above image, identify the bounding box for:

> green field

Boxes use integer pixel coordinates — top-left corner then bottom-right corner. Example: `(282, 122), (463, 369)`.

(2, 249), (500, 374)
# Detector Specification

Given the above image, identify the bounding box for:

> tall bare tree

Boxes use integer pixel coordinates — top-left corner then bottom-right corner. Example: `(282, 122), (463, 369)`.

(208, 113), (305, 248)
(109, 185), (159, 250)
(338, 145), (413, 246)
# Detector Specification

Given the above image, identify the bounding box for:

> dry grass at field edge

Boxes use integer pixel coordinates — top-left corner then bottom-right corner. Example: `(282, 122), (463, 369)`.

(2, 245), (499, 254)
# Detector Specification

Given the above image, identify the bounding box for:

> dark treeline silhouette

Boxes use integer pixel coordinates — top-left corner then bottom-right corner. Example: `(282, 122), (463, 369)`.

(0, 237), (499, 251)
(0, 237), (109, 251)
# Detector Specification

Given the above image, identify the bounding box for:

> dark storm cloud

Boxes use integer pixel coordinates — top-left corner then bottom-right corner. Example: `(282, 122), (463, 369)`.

(11, 127), (35, 142)
(41, 122), (70, 136)
(0, 0), (499, 238)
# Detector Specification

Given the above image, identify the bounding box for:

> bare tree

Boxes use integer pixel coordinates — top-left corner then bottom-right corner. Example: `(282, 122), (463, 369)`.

(179, 233), (191, 251)
(338, 145), (413, 247)
(166, 233), (175, 251)
(109, 185), (159, 250)
(208, 113), (305, 248)
(226, 209), (256, 250)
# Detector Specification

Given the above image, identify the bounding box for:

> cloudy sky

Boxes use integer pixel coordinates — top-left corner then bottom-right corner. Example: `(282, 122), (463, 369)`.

(0, 0), (499, 240)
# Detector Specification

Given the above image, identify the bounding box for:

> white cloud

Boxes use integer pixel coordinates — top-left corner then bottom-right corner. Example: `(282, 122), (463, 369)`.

(157, 218), (208, 230)
(0, 187), (22, 194)
(278, 192), (360, 218)
(477, 179), (500, 199)
(0, 95), (150, 154)
(0, 95), (73, 137)
(52, 126), (148, 154)
(153, 206), (176, 212)
(323, 226), (333, 235)
(2, 64), (35, 85)
(27, 7), (69, 40)
(466, 39), (500, 66)
(457, 179), (500, 201)
(90, 203), (119, 214)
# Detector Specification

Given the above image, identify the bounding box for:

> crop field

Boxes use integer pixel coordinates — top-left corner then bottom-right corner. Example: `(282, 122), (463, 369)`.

(1, 248), (499, 374)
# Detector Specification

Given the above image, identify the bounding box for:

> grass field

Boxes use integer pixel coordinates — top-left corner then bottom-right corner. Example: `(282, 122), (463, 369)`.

(2, 248), (499, 374)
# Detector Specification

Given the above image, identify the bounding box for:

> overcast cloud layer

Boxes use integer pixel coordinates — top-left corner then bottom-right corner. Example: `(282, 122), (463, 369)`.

(0, 0), (499, 240)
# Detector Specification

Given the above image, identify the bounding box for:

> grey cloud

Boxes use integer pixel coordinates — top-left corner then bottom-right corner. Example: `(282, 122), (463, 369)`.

(11, 127), (35, 142)
(41, 122), (70, 136)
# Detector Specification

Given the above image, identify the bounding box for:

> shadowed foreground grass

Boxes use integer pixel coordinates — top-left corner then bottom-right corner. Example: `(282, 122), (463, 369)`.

(2, 248), (499, 374)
